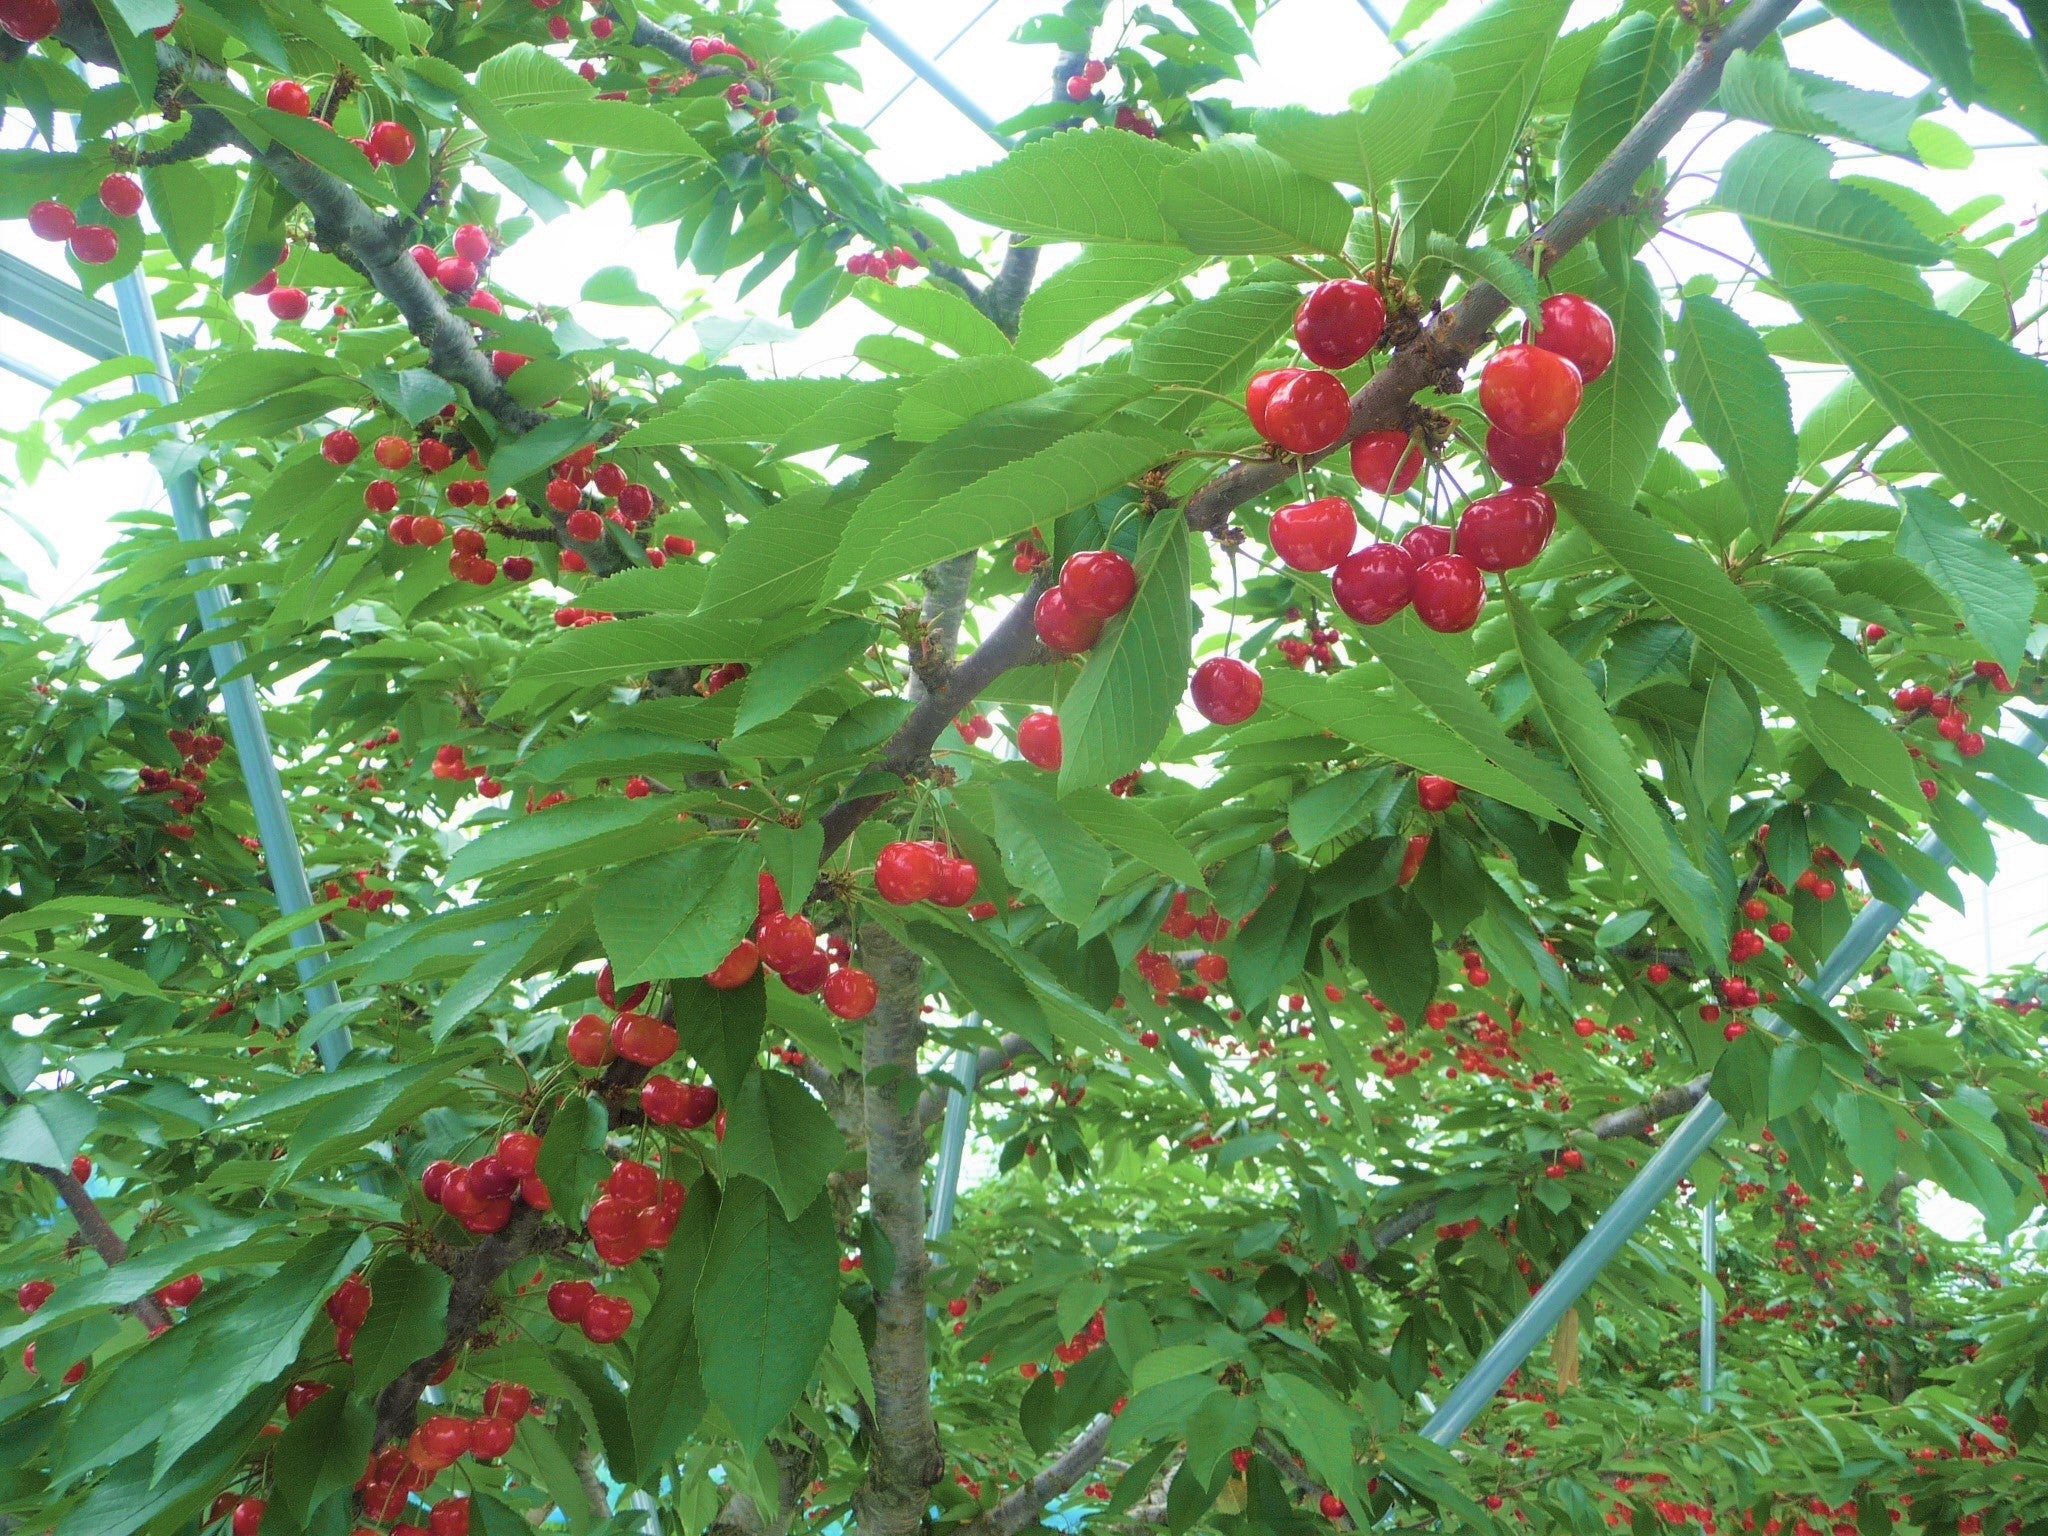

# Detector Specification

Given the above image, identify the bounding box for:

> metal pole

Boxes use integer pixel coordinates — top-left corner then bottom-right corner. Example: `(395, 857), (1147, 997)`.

(1419, 814), (1967, 1447)
(0, 349), (67, 391)
(1349, 0), (1412, 55)
(1699, 1195), (1717, 1407)
(109, 272), (351, 1068)
(926, 1030), (980, 1241)
(861, 0), (1002, 133)
(830, 0), (1017, 150)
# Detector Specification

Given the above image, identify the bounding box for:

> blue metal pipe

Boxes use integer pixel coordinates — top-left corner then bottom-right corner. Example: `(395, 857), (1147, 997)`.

(1699, 1195), (1717, 1406)
(109, 272), (350, 1069)
(829, 0), (1016, 150)
(926, 1030), (981, 1241)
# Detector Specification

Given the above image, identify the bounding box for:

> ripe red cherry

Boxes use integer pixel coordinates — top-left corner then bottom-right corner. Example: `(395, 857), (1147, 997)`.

(68, 224), (118, 265)
(483, 1380), (532, 1420)
(704, 940), (759, 989)
(430, 1495), (471, 1536)
(27, 200), (75, 241)
(1399, 524), (1450, 566)
(1268, 495), (1357, 572)
(932, 857), (979, 908)
(1263, 369), (1350, 455)
(875, 840), (942, 904)
(1532, 293), (1615, 383)
(1034, 588), (1103, 655)
(547, 1279), (595, 1323)
(368, 119), (416, 165)
(231, 1498), (268, 1536)
(1294, 279), (1385, 369)
(470, 1414), (516, 1460)
(436, 256), (478, 293)
(373, 435), (413, 469)
(410, 515), (446, 547)
(1411, 554), (1485, 633)
(321, 428), (360, 465)
(640, 1074), (686, 1124)
(70, 1154), (90, 1182)
(1349, 430), (1423, 496)
(98, 174), (142, 218)
(1455, 487), (1554, 572)
(17, 1279), (53, 1313)
(265, 79), (311, 116)
(1059, 550), (1136, 620)
(1319, 1494), (1346, 1522)
(410, 1415), (471, 1470)
(824, 967), (879, 1020)
(580, 1293), (634, 1344)
(453, 223), (491, 264)
(608, 1158), (659, 1207)
(1330, 542), (1414, 626)
(0, 0), (61, 42)
(1416, 775), (1460, 813)
(267, 286), (310, 321)
(1485, 425), (1566, 487)
(1018, 712), (1062, 770)
(1244, 368), (1306, 438)
(756, 911), (817, 972)
(1189, 657), (1262, 726)
(564, 1011), (613, 1067)
(1479, 344), (1582, 438)
(677, 1083), (720, 1130)
(496, 1130), (541, 1176)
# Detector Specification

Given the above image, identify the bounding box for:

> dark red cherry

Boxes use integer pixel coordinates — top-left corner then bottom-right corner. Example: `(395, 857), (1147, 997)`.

(1263, 370), (1350, 455)
(1034, 588), (1104, 655)
(1189, 657), (1263, 726)
(1059, 549), (1137, 620)
(1399, 524), (1451, 566)
(1293, 279), (1385, 370)
(1268, 496), (1357, 572)
(1485, 425), (1566, 486)
(1330, 542), (1414, 626)
(1349, 430), (1424, 496)
(1412, 554), (1485, 633)
(1455, 487), (1554, 572)
(1244, 368), (1306, 438)
(1532, 293), (1615, 383)
(1479, 345), (1582, 438)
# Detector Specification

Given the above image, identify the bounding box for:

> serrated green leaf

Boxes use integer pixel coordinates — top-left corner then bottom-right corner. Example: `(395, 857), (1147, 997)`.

(596, 840), (763, 986)
(1015, 246), (1205, 361)
(1250, 62), (1448, 195)
(719, 1070), (847, 1220)
(910, 128), (1188, 246)
(1159, 137), (1352, 255)
(1672, 295), (1797, 542)
(1561, 12), (1680, 198)
(991, 779), (1112, 924)
(351, 1254), (451, 1394)
(1717, 133), (1945, 265)
(693, 1179), (837, 1446)
(1895, 489), (2033, 671)
(1558, 257), (1672, 514)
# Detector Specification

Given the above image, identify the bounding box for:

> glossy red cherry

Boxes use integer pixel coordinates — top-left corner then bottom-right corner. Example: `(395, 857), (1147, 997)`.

(231, 1498), (268, 1536)
(1059, 550), (1136, 620)
(1479, 344), (1582, 438)
(780, 946), (831, 995)
(547, 1279), (595, 1323)
(1034, 588), (1103, 655)
(483, 1380), (532, 1420)
(824, 967), (879, 1019)
(408, 1415), (470, 1470)
(607, 1158), (659, 1207)
(1294, 279), (1385, 369)
(1532, 293), (1615, 383)
(0, 0), (60, 42)
(27, 200), (75, 241)
(932, 857), (979, 908)
(565, 1011), (613, 1067)
(1244, 368), (1305, 438)
(1455, 487), (1554, 572)
(17, 1279), (53, 1313)
(1485, 425), (1566, 486)
(265, 79), (311, 116)
(677, 1083), (720, 1130)
(1411, 554), (1485, 633)
(1267, 495), (1357, 572)
(98, 174), (142, 218)
(1331, 542), (1414, 626)
(1189, 657), (1262, 726)
(321, 428), (360, 465)
(368, 119), (416, 165)
(267, 286), (309, 322)
(470, 1414), (516, 1460)
(68, 224), (118, 265)
(467, 1154), (518, 1201)
(704, 940), (759, 989)
(1349, 430), (1423, 496)
(430, 1494), (471, 1536)
(756, 911), (817, 973)
(284, 1380), (329, 1419)
(580, 1293), (634, 1344)
(875, 840), (942, 904)
(1400, 524), (1451, 565)
(1263, 369), (1350, 455)
(1319, 1494), (1346, 1523)
(609, 1010), (676, 1068)
(640, 1074), (687, 1124)
(496, 1131), (541, 1176)
(594, 962), (648, 1012)
(1018, 712), (1062, 770)
(1417, 775), (1460, 812)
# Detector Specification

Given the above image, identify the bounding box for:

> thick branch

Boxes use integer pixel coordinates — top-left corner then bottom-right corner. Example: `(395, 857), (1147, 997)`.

(965, 1413), (1116, 1536)
(30, 1163), (175, 1335)
(853, 929), (946, 1536)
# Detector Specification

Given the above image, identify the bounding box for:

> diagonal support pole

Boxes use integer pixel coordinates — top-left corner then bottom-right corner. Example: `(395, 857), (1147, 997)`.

(830, 0), (1016, 150)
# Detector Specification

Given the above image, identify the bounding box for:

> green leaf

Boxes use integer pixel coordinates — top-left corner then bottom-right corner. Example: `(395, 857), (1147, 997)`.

(0, 1091), (98, 1168)
(271, 1386), (374, 1524)
(1672, 295), (1797, 542)
(1057, 512), (1194, 793)
(596, 840), (764, 987)
(443, 796), (688, 886)
(1551, 484), (1807, 709)
(630, 1179), (716, 1474)
(1790, 282), (2048, 537)
(990, 779), (1112, 925)
(1716, 133), (1945, 266)
(909, 128), (1188, 246)
(1059, 788), (1208, 890)
(1797, 687), (1928, 813)
(220, 164), (292, 297)
(693, 1180), (838, 1446)
(1506, 590), (1726, 962)
(536, 1092), (610, 1216)
(1768, 1039), (1825, 1118)
(1015, 246), (1205, 362)
(1895, 489), (2032, 671)
(858, 277), (1011, 358)
(1561, 258), (1674, 512)
(1128, 282), (1300, 433)
(1560, 12), (1680, 199)
(497, 614), (771, 710)
(719, 1070), (848, 1220)
(671, 976), (767, 1099)
(626, 379), (859, 448)
(734, 618), (875, 735)
(504, 100), (703, 156)
(487, 415), (607, 489)
(895, 355), (1052, 442)
(1425, 233), (1540, 321)
(1891, 0), (1976, 104)
(1158, 137), (1352, 255)
(476, 41), (594, 107)
(141, 161), (217, 270)
(360, 367), (456, 424)
(1716, 50), (1929, 159)
(352, 1253), (452, 1394)
(694, 489), (849, 619)
(1249, 62), (1449, 195)
(1348, 891), (1435, 1028)
(1393, 0), (1573, 273)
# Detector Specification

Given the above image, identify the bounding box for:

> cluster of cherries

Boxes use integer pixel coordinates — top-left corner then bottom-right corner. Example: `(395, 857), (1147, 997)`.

(352, 1380), (534, 1525)
(1250, 282), (1614, 637)
(1063, 57), (1112, 101)
(683, 872), (889, 1018)
(419, 1128), (553, 1234)
(23, 173), (142, 267)
(133, 726), (224, 841)
(843, 245), (922, 281)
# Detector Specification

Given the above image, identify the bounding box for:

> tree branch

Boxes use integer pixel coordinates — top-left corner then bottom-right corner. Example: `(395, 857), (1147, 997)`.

(29, 1163), (174, 1335)
(963, 1413), (1116, 1536)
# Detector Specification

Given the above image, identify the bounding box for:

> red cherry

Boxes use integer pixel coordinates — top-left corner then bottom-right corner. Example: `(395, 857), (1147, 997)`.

(409, 1415), (470, 1471)
(1263, 369), (1350, 455)
(1190, 657), (1262, 726)
(410, 515), (446, 547)
(1294, 279), (1385, 369)
(1399, 523), (1450, 565)
(1416, 775), (1460, 813)
(565, 1011), (614, 1067)
(69, 1154), (90, 1182)
(1319, 1493), (1346, 1523)
(1349, 430), (1423, 496)
(265, 79), (311, 116)
(607, 1158), (659, 1208)
(267, 286), (310, 321)
(430, 1495), (471, 1536)
(1560, 1147), (1585, 1171)
(68, 224), (118, 265)
(27, 200), (75, 241)
(678, 1083), (720, 1130)
(483, 1380), (532, 1420)
(756, 911), (818, 973)
(1398, 832), (1430, 885)
(1018, 712), (1063, 771)
(0, 0), (60, 41)
(705, 940), (760, 989)
(757, 870), (784, 919)
(467, 1154), (518, 1201)
(1479, 344), (1582, 438)
(1059, 549), (1137, 620)
(470, 1414), (516, 1460)
(824, 967), (880, 1019)
(98, 174), (143, 218)
(1532, 293), (1615, 383)
(453, 223), (491, 264)
(1268, 495), (1357, 572)
(640, 1074), (686, 1124)
(1646, 962), (1671, 984)
(17, 1280), (53, 1313)
(284, 1380), (329, 1419)
(231, 1498), (268, 1536)
(496, 1131), (541, 1176)
(1485, 425), (1566, 486)
(1034, 588), (1103, 655)
(1330, 542), (1414, 626)
(436, 256), (478, 293)
(1411, 554), (1485, 633)
(1244, 368), (1306, 438)
(875, 840), (942, 904)
(547, 1279), (595, 1323)
(580, 1293), (634, 1343)
(369, 119), (416, 164)
(322, 428), (360, 465)
(1455, 487), (1554, 572)
(932, 858), (980, 908)
(373, 435), (413, 470)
